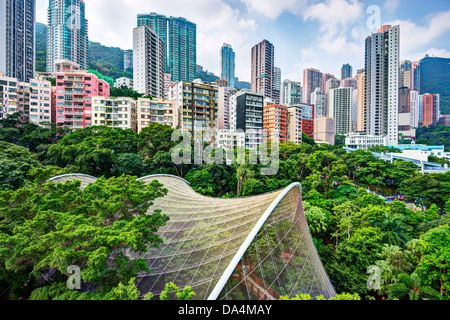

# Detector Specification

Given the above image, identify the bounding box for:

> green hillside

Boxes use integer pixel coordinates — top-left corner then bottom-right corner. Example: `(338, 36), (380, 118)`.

(420, 56), (450, 114)
(34, 22), (132, 80)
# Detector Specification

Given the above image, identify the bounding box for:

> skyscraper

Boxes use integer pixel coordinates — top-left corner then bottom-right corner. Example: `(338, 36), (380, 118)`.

(220, 43), (235, 88)
(329, 87), (352, 135)
(123, 49), (133, 71)
(311, 87), (325, 119)
(0, 0), (36, 82)
(302, 68), (323, 105)
(411, 62), (420, 93)
(251, 40), (274, 101)
(364, 25), (400, 146)
(341, 63), (353, 80)
(422, 93), (440, 127)
(47, 0), (89, 72)
(356, 69), (365, 132)
(273, 67), (281, 104)
(133, 26), (165, 98)
(137, 13), (197, 82)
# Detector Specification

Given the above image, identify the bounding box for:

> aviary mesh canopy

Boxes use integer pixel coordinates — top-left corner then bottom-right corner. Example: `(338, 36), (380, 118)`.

(47, 174), (336, 300)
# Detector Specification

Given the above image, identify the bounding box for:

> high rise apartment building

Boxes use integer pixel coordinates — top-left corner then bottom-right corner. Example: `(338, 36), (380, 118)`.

(47, 0), (89, 72)
(123, 49), (133, 71)
(137, 13), (197, 82)
(169, 80), (218, 135)
(218, 86), (236, 130)
(303, 68), (323, 105)
(282, 80), (302, 105)
(54, 70), (110, 129)
(92, 96), (137, 132)
(133, 26), (165, 98)
(0, 0), (36, 82)
(411, 62), (420, 93)
(329, 87), (352, 135)
(229, 90), (264, 150)
(325, 78), (340, 117)
(341, 63), (353, 80)
(263, 104), (287, 142)
(356, 69), (366, 132)
(0, 76), (51, 125)
(311, 87), (325, 119)
(422, 93), (440, 127)
(251, 40), (274, 101)
(364, 25), (400, 146)
(273, 67), (281, 105)
(137, 97), (176, 132)
(314, 117), (335, 145)
(286, 105), (303, 145)
(220, 43), (235, 89)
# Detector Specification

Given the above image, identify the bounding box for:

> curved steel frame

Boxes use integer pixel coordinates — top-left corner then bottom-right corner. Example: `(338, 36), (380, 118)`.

(46, 173), (335, 300)
(207, 182), (302, 300)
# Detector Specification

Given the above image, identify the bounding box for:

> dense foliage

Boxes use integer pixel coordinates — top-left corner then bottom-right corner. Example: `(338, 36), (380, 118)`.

(0, 118), (449, 300)
(416, 125), (450, 152)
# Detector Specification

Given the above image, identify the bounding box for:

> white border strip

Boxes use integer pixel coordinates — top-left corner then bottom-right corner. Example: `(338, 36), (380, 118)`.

(206, 182), (302, 300)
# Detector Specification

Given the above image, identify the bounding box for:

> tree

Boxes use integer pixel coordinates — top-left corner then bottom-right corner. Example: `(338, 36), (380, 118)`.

(159, 282), (196, 300)
(370, 212), (411, 247)
(388, 273), (441, 300)
(0, 176), (168, 299)
(415, 225), (450, 298)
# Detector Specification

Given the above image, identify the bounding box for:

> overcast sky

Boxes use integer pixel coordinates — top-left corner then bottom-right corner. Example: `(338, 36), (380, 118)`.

(36, 0), (450, 83)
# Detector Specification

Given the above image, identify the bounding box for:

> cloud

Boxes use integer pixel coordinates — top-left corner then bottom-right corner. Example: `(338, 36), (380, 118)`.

(383, 0), (400, 13)
(241, 0), (306, 19)
(386, 9), (450, 56)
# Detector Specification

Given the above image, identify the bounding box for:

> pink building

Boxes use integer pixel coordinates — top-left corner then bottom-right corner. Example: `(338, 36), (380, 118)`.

(54, 71), (110, 129)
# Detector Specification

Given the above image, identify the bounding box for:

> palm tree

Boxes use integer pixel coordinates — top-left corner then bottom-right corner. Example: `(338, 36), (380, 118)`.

(370, 212), (411, 247)
(388, 273), (441, 300)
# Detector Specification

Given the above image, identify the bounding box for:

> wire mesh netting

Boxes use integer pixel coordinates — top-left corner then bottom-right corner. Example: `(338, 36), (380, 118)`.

(47, 174), (336, 300)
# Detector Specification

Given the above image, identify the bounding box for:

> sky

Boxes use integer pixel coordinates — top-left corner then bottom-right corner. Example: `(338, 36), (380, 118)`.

(36, 0), (450, 84)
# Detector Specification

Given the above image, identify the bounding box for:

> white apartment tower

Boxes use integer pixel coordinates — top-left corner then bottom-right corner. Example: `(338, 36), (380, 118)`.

(364, 25), (400, 146)
(133, 26), (165, 99)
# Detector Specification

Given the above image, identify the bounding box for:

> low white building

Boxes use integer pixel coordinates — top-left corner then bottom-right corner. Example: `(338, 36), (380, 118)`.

(345, 133), (388, 150)
(92, 96), (137, 132)
(114, 77), (133, 90)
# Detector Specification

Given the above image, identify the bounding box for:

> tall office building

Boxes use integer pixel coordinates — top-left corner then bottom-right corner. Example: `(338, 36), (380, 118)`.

(302, 68), (323, 105)
(0, 0), (36, 82)
(251, 39), (274, 101)
(329, 87), (352, 135)
(47, 0), (89, 73)
(137, 13), (196, 82)
(364, 25), (400, 146)
(282, 80), (302, 105)
(133, 26), (165, 98)
(341, 63), (353, 80)
(220, 43), (235, 89)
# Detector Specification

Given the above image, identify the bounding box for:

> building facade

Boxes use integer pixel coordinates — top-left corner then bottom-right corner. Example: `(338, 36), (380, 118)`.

(251, 40), (274, 101)
(0, 0), (36, 82)
(137, 13), (197, 82)
(218, 86), (236, 130)
(422, 93), (440, 127)
(302, 68), (323, 105)
(263, 104), (287, 142)
(364, 25), (400, 146)
(92, 96), (137, 132)
(137, 97), (176, 132)
(341, 63), (353, 80)
(114, 77), (133, 89)
(282, 80), (302, 105)
(220, 43), (235, 89)
(123, 49), (133, 71)
(329, 87), (352, 135)
(314, 117), (335, 145)
(47, 0), (89, 72)
(54, 70), (110, 129)
(230, 90), (264, 150)
(169, 80), (218, 135)
(133, 26), (165, 99)
(311, 87), (325, 119)
(286, 105), (303, 145)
